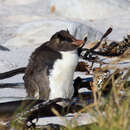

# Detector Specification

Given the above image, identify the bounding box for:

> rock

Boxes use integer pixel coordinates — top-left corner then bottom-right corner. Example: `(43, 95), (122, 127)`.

(36, 113), (96, 127)
(0, 45), (9, 51)
(5, 19), (102, 48)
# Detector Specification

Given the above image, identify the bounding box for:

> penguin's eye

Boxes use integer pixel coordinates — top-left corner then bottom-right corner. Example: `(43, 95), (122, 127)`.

(58, 34), (73, 42)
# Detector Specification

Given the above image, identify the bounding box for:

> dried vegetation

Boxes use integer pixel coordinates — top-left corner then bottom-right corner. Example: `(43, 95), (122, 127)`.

(0, 28), (130, 130)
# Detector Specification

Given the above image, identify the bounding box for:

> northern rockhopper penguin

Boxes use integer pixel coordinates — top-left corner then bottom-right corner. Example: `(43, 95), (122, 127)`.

(24, 30), (84, 100)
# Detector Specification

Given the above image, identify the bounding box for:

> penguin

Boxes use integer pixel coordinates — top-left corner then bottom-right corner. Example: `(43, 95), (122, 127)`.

(24, 30), (84, 100)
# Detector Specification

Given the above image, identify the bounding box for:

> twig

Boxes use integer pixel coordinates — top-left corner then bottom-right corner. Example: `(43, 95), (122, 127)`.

(80, 27), (112, 59)
(90, 27), (112, 51)
(0, 67), (26, 79)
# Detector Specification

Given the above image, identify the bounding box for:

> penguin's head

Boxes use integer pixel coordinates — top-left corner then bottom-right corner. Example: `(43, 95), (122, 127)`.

(49, 30), (84, 51)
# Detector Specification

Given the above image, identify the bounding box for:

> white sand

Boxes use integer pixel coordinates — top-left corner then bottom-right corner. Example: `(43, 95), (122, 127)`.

(0, 0), (130, 126)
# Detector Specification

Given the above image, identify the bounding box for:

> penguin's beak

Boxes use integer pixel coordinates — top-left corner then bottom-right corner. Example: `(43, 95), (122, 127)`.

(72, 40), (84, 47)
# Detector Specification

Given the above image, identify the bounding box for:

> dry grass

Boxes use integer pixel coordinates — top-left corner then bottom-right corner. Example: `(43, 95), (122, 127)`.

(0, 50), (130, 130)
(61, 70), (130, 130)
(1, 67), (130, 130)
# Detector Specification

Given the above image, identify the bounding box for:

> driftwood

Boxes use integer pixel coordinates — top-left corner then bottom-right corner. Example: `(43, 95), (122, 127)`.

(0, 82), (23, 88)
(80, 27), (112, 58)
(0, 67), (26, 80)
(0, 98), (86, 128)
(81, 32), (130, 60)
(18, 98), (85, 128)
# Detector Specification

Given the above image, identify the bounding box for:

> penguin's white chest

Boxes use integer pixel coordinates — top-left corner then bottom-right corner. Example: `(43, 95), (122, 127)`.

(49, 50), (79, 99)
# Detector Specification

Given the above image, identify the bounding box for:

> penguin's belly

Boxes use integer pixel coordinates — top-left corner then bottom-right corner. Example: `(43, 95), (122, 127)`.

(49, 51), (78, 99)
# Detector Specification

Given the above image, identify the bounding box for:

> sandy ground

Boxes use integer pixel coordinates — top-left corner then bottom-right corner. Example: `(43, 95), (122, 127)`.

(0, 0), (130, 126)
